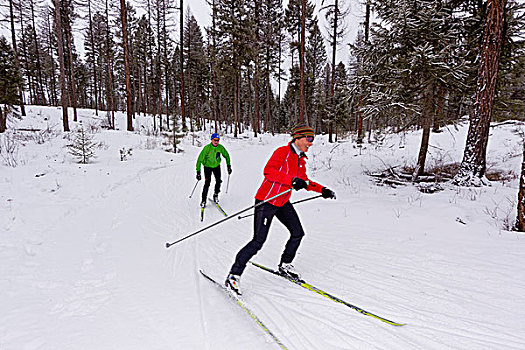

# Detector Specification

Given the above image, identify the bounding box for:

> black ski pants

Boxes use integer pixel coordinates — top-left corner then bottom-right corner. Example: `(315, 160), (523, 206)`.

(202, 166), (222, 202)
(230, 200), (305, 276)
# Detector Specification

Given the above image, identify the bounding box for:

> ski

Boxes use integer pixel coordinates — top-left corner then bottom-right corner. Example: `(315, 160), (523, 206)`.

(199, 269), (288, 349)
(208, 198), (227, 216)
(250, 261), (405, 326)
(200, 205), (205, 222)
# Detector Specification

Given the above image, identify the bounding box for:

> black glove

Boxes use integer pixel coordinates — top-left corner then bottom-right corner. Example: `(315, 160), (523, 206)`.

(291, 177), (307, 191)
(322, 187), (336, 199)
(227, 164), (232, 174)
(196, 171), (201, 181)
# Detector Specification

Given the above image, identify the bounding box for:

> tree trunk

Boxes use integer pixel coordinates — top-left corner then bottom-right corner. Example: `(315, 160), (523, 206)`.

(277, 27), (282, 134)
(516, 140), (525, 232)
(46, 10), (58, 106)
(8, 0), (25, 116)
(412, 82), (435, 180)
(179, 0), (187, 131)
(454, 0), (506, 186)
(0, 106), (5, 133)
(29, 0), (46, 104)
(105, 0), (115, 129)
(162, 0), (169, 131)
(328, 0), (339, 143)
(120, 0), (133, 131)
(19, 6), (33, 105)
(66, 25), (78, 122)
(54, 0), (69, 131)
(88, 0), (98, 115)
(234, 72), (238, 137)
(299, 0), (306, 123)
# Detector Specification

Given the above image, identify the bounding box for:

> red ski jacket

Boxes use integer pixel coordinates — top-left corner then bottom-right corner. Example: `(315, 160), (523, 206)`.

(255, 142), (324, 207)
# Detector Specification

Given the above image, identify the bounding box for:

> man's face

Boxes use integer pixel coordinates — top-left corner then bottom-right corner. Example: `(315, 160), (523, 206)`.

(211, 138), (220, 146)
(294, 135), (314, 153)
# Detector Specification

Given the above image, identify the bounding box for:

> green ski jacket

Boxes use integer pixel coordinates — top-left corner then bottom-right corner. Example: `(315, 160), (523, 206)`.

(196, 143), (231, 171)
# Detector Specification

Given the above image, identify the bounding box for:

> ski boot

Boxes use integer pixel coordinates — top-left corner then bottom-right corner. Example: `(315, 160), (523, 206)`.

(225, 274), (242, 296)
(278, 262), (302, 281)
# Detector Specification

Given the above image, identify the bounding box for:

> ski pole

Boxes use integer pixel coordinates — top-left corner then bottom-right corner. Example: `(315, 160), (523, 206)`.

(237, 194), (323, 220)
(189, 180), (199, 198)
(165, 189), (293, 249)
(226, 173), (230, 194)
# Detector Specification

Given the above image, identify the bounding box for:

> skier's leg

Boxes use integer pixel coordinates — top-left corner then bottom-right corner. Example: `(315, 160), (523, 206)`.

(230, 201), (278, 275)
(201, 167), (213, 203)
(212, 166), (222, 195)
(276, 202), (305, 264)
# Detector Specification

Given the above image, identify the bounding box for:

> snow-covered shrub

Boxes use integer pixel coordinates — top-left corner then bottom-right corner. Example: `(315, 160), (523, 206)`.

(120, 147), (133, 161)
(483, 196), (516, 231)
(0, 131), (19, 167)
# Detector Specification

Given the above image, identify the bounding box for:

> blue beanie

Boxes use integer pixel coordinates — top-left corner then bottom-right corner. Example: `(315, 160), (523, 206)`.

(211, 133), (220, 140)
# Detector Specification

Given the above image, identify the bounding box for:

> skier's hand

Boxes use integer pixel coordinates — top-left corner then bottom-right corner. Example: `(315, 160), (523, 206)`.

(322, 187), (336, 199)
(291, 177), (307, 191)
(227, 165), (232, 175)
(196, 171), (201, 181)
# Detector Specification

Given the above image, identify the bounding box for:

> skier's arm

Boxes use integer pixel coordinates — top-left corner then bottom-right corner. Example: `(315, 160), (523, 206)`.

(196, 146), (208, 172)
(219, 145), (231, 165)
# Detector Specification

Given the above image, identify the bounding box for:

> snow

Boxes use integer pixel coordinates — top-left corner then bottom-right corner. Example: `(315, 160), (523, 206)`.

(1, 106), (525, 350)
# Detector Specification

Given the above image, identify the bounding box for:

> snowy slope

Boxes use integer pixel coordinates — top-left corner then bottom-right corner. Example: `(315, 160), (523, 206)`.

(1, 106), (524, 350)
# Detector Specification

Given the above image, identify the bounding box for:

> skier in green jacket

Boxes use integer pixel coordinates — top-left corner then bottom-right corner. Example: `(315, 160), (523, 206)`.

(196, 133), (232, 207)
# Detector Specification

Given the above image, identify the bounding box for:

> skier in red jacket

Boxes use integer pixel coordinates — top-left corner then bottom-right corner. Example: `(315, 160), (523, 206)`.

(226, 124), (336, 295)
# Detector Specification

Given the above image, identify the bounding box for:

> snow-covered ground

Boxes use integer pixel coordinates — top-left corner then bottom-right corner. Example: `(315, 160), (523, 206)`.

(1, 106), (524, 350)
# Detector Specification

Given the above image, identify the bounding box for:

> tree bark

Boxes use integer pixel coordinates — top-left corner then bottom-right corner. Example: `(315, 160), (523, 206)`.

(120, 0), (133, 131)
(54, 0), (69, 131)
(254, 0), (261, 136)
(65, 24), (78, 122)
(8, 0), (25, 116)
(162, 0), (170, 131)
(29, 0), (46, 104)
(412, 82), (435, 180)
(211, 0), (219, 132)
(299, 0), (306, 123)
(0, 106), (5, 133)
(516, 140), (525, 232)
(105, 0), (115, 128)
(329, 0), (339, 142)
(454, 0), (506, 186)
(179, 0), (187, 131)
(88, 0), (98, 115)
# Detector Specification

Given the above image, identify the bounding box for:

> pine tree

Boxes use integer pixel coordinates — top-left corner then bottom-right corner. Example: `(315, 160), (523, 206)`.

(305, 17), (327, 132)
(454, 0), (507, 186)
(213, 0), (251, 137)
(322, 0), (350, 142)
(260, 0), (284, 134)
(7, 0), (26, 116)
(0, 37), (23, 133)
(493, 0), (525, 121)
(355, 0), (468, 178)
(68, 122), (96, 163)
(184, 13), (209, 131)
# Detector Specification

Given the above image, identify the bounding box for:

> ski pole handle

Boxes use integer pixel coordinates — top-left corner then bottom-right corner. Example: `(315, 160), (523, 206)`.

(166, 189), (293, 248)
(237, 194), (323, 220)
(189, 180), (199, 198)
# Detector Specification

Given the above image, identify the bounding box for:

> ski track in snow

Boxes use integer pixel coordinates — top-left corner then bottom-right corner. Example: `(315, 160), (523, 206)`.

(2, 108), (525, 349)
